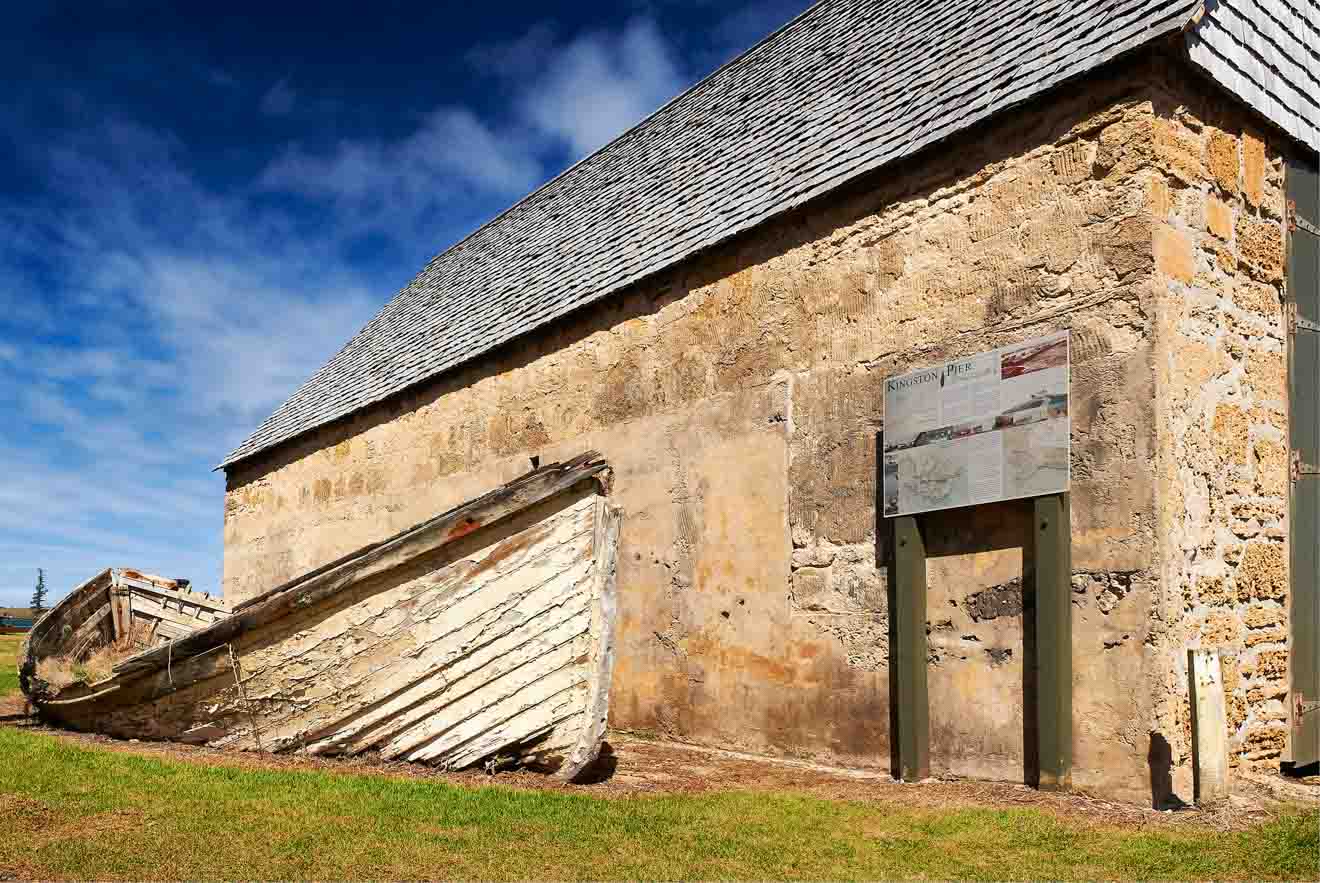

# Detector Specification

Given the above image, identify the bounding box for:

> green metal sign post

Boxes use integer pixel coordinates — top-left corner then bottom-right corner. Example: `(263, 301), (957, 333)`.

(1034, 493), (1073, 790)
(890, 494), (1072, 788)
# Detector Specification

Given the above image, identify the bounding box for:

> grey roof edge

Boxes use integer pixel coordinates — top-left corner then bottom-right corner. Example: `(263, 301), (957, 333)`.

(219, 1), (1200, 473)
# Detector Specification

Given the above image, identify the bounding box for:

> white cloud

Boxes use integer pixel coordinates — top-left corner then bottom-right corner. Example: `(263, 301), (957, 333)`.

(259, 17), (689, 232)
(513, 19), (685, 156)
(0, 118), (381, 604)
(265, 107), (541, 201)
(0, 11), (738, 609)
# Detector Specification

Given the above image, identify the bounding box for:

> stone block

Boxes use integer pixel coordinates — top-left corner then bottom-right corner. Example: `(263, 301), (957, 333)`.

(1148, 176), (1171, 219)
(1236, 542), (1287, 601)
(1200, 611), (1242, 646)
(1253, 439), (1288, 496)
(1236, 216), (1284, 281)
(1103, 214), (1155, 277)
(1206, 129), (1240, 195)
(1205, 195), (1233, 240)
(1227, 693), (1247, 730)
(1247, 680), (1287, 703)
(1231, 499), (1283, 530)
(790, 566), (831, 611)
(1154, 118), (1205, 184)
(1243, 130), (1265, 207)
(1050, 139), (1092, 184)
(1233, 282), (1279, 320)
(1243, 604), (1284, 629)
(1196, 574), (1235, 607)
(1243, 627), (1286, 648)
(1254, 648), (1288, 679)
(1212, 404), (1250, 464)
(1243, 725), (1285, 757)
(1154, 224), (1195, 283)
(1214, 246), (1236, 273)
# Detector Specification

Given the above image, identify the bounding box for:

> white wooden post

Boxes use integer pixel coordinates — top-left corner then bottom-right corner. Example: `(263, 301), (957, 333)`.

(1188, 648), (1230, 806)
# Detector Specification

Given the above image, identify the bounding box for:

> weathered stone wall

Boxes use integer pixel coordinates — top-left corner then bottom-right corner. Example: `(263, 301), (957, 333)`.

(222, 50), (1298, 802)
(1143, 63), (1294, 786)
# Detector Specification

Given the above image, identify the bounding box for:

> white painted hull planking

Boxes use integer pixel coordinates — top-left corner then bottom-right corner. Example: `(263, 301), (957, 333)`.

(19, 454), (621, 780)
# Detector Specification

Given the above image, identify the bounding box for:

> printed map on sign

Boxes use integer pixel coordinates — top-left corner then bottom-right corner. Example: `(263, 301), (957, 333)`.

(882, 331), (1069, 517)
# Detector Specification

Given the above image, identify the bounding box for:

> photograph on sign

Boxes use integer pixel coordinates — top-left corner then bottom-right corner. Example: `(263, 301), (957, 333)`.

(882, 331), (1069, 517)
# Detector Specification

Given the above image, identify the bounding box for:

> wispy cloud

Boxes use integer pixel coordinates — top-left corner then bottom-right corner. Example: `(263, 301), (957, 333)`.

(468, 18), (686, 156)
(0, 5), (797, 608)
(207, 67), (240, 90)
(260, 78), (297, 116)
(260, 107), (544, 235)
(262, 17), (689, 231)
(518, 19), (685, 156)
(0, 117), (381, 604)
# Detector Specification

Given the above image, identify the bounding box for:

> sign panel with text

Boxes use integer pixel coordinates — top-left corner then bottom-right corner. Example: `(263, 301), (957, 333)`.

(882, 330), (1070, 517)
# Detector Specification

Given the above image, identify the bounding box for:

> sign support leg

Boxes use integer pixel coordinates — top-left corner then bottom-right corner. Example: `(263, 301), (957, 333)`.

(1034, 493), (1072, 790)
(894, 515), (930, 781)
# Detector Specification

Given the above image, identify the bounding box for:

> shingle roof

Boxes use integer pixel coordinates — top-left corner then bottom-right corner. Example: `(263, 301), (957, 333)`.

(222, 0), (1198, 469)
(1185, 0), (1320, 152)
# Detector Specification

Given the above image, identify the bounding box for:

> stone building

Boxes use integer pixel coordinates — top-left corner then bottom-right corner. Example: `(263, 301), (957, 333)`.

(219, 0), (1320, 804)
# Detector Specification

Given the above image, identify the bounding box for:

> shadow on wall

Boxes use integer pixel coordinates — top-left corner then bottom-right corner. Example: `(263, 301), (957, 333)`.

(1147, 732), (1188, 810)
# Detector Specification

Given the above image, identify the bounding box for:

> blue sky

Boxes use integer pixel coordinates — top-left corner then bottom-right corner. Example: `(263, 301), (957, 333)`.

(0, 0), (813, 608)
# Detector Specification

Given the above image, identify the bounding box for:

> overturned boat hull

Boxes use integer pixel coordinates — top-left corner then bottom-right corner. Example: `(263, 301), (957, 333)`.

(20, 454), (620, 779)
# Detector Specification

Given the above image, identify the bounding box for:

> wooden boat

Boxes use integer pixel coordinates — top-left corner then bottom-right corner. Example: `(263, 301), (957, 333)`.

(20, 453), (621, 780)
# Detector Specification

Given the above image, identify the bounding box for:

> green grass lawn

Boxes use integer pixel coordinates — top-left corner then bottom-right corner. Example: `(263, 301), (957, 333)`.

(2, 636), (1315, 880)
(1, 633), (21, 697)
(0, 726), (1313, 881)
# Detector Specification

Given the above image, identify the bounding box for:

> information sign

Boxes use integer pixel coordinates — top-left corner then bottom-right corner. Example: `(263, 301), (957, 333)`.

(882, 331), (1069, 517)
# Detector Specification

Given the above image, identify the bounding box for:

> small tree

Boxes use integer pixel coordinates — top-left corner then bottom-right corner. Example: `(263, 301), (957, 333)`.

(30, 568), (47, 616)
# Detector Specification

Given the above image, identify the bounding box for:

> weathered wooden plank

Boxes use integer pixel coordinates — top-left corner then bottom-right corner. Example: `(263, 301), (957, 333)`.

(109, 588), (132, 643)
(66, 606), (111, 658)
(59, 644), (235, 707)
(26, 570), (113, 661)
(559, 498), (623, 780)
(237, 497), (594, 684)
(219, 511), (597, 747)
(129, 594), (222, 631)
(1288, 156), (1320, 771)
(311, 591), (594, 756)
(112, 453), (607, 678)
(119, 576), (229, 616)
(1188, 648), (1229, 805)
(383, 635), (588, 762)
(430, 687), (587, 770)
(402, 666), (588, 764)
(235, 583), (594, 753)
